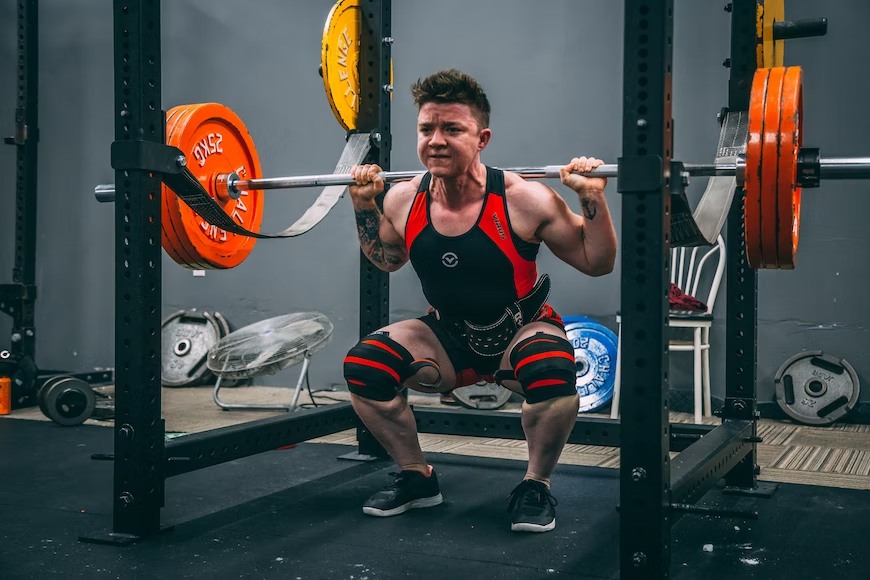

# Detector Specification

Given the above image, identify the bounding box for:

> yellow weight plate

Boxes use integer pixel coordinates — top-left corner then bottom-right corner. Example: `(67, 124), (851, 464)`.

(321, 0), (392, 131)
(757, 0), (785, 68)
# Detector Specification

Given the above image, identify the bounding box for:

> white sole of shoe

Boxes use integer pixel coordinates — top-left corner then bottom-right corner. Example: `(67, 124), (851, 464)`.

(511, 519), (556, 533)
(362, 493), (444, 517)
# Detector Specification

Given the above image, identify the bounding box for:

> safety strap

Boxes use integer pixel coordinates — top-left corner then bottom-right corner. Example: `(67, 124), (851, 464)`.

(164, 132), (372, 239)
(670, 110), (748, 247)
(691, 110), (749, 245)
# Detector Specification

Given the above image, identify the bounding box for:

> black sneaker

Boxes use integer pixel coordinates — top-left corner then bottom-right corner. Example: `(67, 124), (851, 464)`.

(362, 468), (443, 517)
(506, 479), (558, 532)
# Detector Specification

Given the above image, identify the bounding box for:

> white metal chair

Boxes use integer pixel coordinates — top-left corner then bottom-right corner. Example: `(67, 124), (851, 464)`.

(611, 235), (726, 424)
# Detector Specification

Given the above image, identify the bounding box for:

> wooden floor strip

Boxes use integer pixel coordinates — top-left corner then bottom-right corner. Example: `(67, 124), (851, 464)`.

(5, 383), (870, 490)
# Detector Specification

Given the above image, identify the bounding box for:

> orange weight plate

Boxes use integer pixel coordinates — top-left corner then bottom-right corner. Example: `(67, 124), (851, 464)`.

(163, 105), (209, 269)
(161, 106), (193, 267)
(160, 105), (211, 270)
(761, 67), (785, 269)
(744, 67), (769, 269)
(162, 105), (222, 271)
(162, 103), (264, 269)
(776, 66), (803, 269)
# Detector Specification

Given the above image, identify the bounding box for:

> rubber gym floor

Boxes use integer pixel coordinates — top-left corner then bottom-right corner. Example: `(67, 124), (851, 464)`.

(2, 389), (869, 580)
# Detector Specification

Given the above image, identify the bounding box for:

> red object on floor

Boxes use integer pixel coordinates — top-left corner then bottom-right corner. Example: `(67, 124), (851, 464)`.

(276, 444), (296, 450)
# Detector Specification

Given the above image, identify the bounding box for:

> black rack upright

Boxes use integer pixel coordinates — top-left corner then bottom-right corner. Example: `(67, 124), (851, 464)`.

(1, 0), (39, 400)
(723, 0), (763, 491)
(109, 0), (166, 540)
(353, 0), (393, 460)
(617, 0), (675, 575)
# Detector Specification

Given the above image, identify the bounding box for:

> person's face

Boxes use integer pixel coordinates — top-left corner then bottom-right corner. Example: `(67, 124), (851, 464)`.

(417, 102), (491, 178)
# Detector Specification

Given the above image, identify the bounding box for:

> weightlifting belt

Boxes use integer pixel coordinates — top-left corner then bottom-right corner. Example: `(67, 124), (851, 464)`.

(459, 274), (552, 358)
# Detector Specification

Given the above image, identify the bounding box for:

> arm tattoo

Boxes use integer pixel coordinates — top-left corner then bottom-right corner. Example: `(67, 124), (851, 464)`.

(355, 207), (405, 267)
(355, 207), (381, 247)
(580, 197), (597, 220)
(381, 242), (408, 265)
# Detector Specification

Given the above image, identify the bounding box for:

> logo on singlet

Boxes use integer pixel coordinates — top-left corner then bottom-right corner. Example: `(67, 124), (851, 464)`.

(441, 252), (459, 268)
(492, 213), (506, 240)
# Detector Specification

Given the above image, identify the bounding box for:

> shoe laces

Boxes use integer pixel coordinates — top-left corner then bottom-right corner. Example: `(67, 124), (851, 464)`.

(384, 471), (416, 490)
(506, 480), (558, 512)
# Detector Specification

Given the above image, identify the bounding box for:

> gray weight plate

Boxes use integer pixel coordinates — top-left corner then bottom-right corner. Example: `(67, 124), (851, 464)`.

(774, 350), (860, 426)
(161, 310), (222, 387)
(453, 382), (513, 410)
(42, 377), (96, 426)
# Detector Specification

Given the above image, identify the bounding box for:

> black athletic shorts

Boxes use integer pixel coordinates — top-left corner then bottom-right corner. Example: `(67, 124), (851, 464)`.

(417, 304), (565, 389)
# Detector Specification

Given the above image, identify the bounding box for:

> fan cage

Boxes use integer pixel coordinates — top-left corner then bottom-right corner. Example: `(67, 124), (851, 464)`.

(207, 312), (334, 380)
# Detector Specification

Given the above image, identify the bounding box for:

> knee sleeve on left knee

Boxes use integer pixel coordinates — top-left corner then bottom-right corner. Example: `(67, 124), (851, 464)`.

(509, 333), (578, 404)
(343, 333), (415, 401)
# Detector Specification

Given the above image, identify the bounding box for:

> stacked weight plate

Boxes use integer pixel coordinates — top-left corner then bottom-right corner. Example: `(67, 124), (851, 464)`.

(160, 103), (264, 270)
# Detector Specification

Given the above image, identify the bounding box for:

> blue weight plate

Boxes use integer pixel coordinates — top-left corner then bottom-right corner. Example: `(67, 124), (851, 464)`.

(564, 318), (618, 413)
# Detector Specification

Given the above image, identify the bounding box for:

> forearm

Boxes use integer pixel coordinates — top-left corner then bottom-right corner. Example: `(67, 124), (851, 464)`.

(577, 190), (618, 275)
(354, 199), (406, 272)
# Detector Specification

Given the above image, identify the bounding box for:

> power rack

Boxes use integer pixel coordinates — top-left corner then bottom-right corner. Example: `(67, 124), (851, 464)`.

(87, 1), (823, 577)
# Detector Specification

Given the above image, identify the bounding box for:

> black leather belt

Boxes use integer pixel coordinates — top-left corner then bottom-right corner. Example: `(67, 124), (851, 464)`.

(455, 274), (552, 358)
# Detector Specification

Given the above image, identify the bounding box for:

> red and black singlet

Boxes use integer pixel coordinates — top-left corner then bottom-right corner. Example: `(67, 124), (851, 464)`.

(404, 166), (540, 324)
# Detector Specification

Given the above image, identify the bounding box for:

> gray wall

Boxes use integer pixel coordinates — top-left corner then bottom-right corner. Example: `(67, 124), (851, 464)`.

(1, 0), (868, 407)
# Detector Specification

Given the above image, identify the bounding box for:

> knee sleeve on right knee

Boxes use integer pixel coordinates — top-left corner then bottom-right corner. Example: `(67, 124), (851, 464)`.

(510, 333), (578, 404)
(344, 333), (415, 401)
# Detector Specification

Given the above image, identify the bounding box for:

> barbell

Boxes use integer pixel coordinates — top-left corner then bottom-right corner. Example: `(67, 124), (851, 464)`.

(94, 66), (870, 271)
(95, 155), (865, 199)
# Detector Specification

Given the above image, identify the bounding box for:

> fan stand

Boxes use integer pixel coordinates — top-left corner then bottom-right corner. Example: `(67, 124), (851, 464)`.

(212, 351), (312, 412)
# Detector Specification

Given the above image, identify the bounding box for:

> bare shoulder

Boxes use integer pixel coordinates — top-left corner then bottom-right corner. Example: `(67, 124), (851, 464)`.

(382, 175), (425, 237)
(503, 171), (562, 211)
(503, 171), (564, 240)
